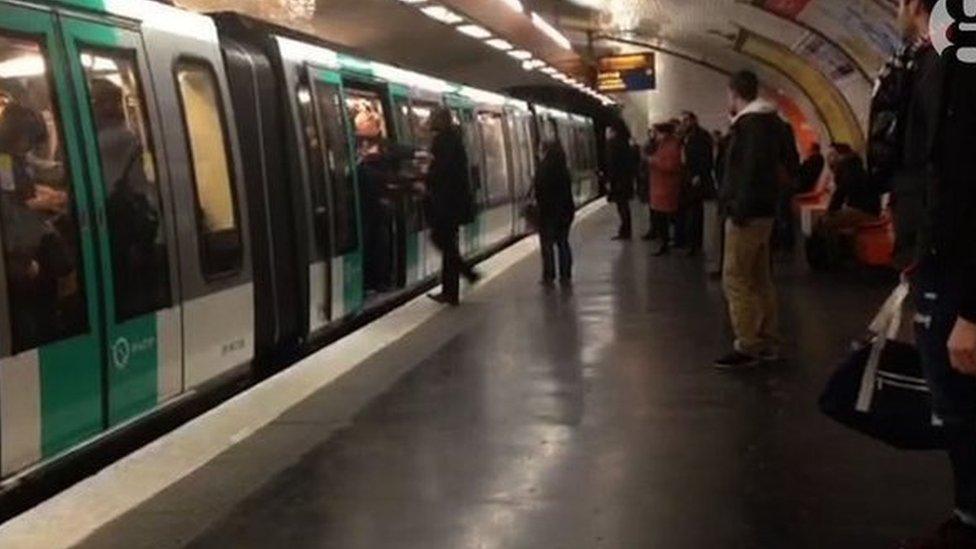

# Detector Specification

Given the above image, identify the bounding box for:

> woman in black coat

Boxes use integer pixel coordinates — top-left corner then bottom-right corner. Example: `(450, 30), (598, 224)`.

(535, 139), (576, 285)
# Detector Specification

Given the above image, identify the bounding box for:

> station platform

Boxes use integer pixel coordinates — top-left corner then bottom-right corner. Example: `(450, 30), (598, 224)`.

(0, 203), (951, 548)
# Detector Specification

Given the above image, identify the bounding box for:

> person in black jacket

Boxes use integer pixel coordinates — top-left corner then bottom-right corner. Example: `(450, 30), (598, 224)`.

(534, 138), (575, 285)
(715, 70), (797, 371)
(896, 2), (976, 547)
(677, 111), (714, 255)
(425, 106), (480, 306)
(818, 143), (881, 235)
(605, 123), (635, 240)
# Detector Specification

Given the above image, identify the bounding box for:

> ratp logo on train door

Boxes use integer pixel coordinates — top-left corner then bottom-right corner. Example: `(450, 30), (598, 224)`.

(931, 0), (976, 63)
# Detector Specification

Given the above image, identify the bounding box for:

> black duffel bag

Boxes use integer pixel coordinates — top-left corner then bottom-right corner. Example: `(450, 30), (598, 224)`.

(818, 282), (945, 450)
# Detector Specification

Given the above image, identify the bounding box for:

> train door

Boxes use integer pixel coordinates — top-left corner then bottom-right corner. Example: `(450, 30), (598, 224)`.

(340, 78), (401, 300)
(0, 3), (105, 474)
(445, 97), (483, 255)
(60, 17), (182, 426)
(408, 97), (442, 278)
(305, 66), (363, 320)
(475, 108), (512, 247)
(390, 89), (425, 286)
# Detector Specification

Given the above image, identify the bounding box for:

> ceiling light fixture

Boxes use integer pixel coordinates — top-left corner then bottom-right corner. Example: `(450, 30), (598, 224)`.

(485, 38), (514, 50)
(420, 5), (465, 25)
(507, 49), (532, 60)
(456, 24), (492, 39)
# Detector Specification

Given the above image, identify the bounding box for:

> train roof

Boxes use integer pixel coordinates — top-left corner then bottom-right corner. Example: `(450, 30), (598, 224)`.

(214, 12), (584, 122)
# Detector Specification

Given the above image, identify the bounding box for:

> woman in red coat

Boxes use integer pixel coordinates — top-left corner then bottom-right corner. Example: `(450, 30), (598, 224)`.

(648, 122), (684, 256)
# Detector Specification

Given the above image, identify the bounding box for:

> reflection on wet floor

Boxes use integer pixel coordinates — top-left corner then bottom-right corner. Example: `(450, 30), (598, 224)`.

(83, 206), (948, 549)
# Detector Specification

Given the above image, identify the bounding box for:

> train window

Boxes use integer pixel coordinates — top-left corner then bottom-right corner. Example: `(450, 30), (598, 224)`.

(0, 35), (88, 352)
(476, 111), (509, 205)
(393, 96), (413, 144)
(175, 60), (242, 279)
(345, 89), (388, 158)
(80, 49), (171, 321)
(409, 100), (437, 152)
(313, 80), (357, 256)
(296, 83), (330, 259)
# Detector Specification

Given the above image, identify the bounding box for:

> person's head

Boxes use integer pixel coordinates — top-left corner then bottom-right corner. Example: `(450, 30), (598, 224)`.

(728, 70), (759, 117)
(429, 106), (454, 133)
(680, 111), (698, 132)
(653, 122), (676, 138)
(0, 103), (46, 156)
(90, 78), (125, 125)
(827, 142), (853, 166)
(606, 125), (617, 140)
(898, 0), (937, 41)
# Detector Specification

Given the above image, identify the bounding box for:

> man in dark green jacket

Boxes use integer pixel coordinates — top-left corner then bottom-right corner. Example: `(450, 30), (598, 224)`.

(715, 70), (797, 370)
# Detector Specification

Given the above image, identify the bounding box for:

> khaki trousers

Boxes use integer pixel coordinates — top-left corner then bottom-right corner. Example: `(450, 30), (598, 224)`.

(722, 218), (778, 355)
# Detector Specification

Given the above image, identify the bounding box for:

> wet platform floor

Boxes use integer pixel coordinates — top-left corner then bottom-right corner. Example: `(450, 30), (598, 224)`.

(81, 205), (948, 548)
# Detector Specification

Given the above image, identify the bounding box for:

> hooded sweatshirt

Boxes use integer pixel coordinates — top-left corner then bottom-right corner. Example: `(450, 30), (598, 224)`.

(720, 99), (797, 222)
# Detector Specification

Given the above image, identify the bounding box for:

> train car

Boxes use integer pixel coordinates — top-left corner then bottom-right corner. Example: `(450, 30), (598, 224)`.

(0, 1), (599, 484)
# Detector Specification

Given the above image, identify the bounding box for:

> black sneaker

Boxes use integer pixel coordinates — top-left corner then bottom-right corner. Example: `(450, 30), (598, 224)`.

(714, 351), (760, 371)
(427, 293), (459, 306)
(899, 516), (976, 548)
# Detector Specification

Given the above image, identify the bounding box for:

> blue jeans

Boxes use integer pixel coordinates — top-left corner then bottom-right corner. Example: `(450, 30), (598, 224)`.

(914, 255), (976, 514)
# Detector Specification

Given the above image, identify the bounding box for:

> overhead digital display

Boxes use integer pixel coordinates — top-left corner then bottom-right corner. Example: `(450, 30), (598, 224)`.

(597, 53), (656, 92)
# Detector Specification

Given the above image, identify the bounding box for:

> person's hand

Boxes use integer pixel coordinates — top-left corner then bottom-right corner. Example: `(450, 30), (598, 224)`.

(948, 317), (976, 375)
(28, 260), (40, 279)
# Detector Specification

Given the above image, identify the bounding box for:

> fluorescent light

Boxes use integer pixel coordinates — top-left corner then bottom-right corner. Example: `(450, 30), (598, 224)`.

(372, 61), (454, 94)
(485, 38), (513, 51)
(421, 5), (464, 25)
(498, 0), (524, 12)
(0, 55), (45, 78)
(507, 49), (532, 60)
(456, 24), (492, 39)
(461, 86), (507, 105)
(540, 66), (557, 75)
(531, 12), (572, 50)
(397, 0), (427, 3)
(522, 59), (545, 71)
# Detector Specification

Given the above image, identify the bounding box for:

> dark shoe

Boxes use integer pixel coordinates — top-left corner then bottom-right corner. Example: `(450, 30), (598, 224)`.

(464, 269), (482, 284)
(641, 232), (654, 241)
(713, 351), (760, 371)
(558, 277), (572, 287)
(540, 278), (555, 287)
(653, 245), (670, 257)
(427, 292), (459, 306)
(899, 516), (976, 548)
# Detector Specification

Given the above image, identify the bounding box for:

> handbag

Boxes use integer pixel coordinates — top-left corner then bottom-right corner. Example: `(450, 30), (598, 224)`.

(818, 282), (945, 450)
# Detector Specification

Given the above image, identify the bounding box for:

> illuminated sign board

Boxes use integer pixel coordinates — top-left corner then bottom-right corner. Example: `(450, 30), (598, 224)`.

(597, 53), (656, 92)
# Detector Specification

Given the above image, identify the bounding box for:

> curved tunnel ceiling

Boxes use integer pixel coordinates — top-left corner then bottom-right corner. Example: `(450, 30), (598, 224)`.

(564, 0), (902, 149)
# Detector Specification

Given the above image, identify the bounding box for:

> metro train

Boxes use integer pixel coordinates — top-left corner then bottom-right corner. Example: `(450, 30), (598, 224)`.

(0, 0), (600, 482)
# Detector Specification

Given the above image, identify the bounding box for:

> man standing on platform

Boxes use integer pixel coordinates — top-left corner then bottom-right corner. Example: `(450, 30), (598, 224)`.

(715, 70), (796, 370)
(605, 123), (636, 240)
(678, 110), (714, 256)
(425, 106), (480, 306)
(896, 1), (976, 547)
